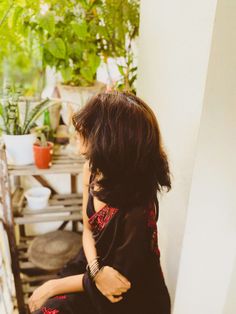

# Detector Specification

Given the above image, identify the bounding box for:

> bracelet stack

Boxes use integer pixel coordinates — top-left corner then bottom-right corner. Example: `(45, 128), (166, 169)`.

(87, 257), (103, 281)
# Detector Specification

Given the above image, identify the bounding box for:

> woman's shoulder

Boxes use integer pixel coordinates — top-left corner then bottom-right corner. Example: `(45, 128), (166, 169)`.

(83, 160), (90, 172)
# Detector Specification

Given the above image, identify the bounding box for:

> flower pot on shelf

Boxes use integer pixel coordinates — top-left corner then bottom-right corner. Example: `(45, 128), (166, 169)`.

(33, 142), (53, 169)
(56, 81), (106, 125)
(54, 81), (106, 156)
(3, 133), (36, 166)
(24, 187), (51, 210)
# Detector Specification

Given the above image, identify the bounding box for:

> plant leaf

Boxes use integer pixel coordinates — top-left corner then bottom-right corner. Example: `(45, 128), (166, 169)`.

(38, 12), (55, 34)
(61, 67), (73, 82)
(71, 21), (87, 39)
(118, 65), (125, 76)
(45, 38), (66, 59)
(22, 98), (51, 134)
(15, 0), (26, 8)
(23, 99), (30, 127)
(80, 67), (94, 83)
(88, 54), (100, 73)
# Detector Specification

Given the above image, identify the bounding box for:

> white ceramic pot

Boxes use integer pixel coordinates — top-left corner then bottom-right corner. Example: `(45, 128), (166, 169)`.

(56, 81), (106, 125)
(24, 187), (51, 210)
(3, 133), (36, 165)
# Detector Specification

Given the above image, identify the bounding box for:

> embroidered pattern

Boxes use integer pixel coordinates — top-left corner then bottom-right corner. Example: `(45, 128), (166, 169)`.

(88, 205), (118, 235)
(146, 202), (160, 258)
(54, 295), (67, 299)
(42, 307), (59, 314)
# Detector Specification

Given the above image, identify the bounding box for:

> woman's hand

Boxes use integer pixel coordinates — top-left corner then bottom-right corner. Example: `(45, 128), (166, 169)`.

(94, 266), (131, 303)
(28, 280), (54, 313)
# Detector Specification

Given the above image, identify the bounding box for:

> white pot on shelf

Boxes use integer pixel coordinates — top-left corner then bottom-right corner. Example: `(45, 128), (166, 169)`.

(24, 187), (51, 210)
(56, 81), (106, 125)
(3, 133), (36, 166)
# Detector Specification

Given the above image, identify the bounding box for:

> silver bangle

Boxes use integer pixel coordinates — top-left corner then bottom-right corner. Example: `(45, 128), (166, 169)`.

(87, 257), (101, 281)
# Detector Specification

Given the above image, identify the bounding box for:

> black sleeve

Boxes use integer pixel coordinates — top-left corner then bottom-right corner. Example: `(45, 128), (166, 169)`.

(82, 207), (151, 314)
(109, 207), (150, 282)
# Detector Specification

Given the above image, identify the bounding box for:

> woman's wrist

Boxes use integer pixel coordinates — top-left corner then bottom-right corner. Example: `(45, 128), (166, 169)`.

(87, 257), (104, 281)
(46, 279), (60, 298)
(93, 266), (105, 282)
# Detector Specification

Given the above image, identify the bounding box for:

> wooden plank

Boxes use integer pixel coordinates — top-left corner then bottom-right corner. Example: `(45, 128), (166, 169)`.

(14, 213), (82, 225)
(23, 285), (40, 294)
(49, 198), (81, 205)
(52, 193), (81, 199)
(53, 154), (84, 160)
(17, 243), (29, 250)
(8, 154), (85, 175)
(19, 236), (35, 241)
(23, 205), (81, 215)
(18, 252), (29, 259)
(8, 165), (83, 175)
(20, 261), (36, 270)
(12, 187), (25, 215)
(51, 159), (82, 164)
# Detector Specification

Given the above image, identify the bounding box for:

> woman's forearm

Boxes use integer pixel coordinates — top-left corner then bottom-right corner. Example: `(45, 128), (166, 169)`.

(82, 227), (98, 264)
(49, 274), (84, 297)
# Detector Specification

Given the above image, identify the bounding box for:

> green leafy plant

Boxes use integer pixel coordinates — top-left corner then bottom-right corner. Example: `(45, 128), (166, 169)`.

(0, 86), (56, 135)
(0, 0), (44, 95)
(0, 0), (140, 90)
(28, 0), (102, 86)
(100, 0), (140, 93)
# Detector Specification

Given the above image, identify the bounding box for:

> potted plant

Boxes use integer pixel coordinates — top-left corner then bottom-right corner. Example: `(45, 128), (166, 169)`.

(0, 86), (57, 165)
(30, 1), (106, 105)
(33, 126), (53, 169)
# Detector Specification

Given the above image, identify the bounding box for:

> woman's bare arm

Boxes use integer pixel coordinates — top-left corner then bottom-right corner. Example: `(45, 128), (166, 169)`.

(81, 160), (99, 263)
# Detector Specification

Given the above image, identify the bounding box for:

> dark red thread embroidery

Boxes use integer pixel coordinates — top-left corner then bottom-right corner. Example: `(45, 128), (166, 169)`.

(42, 307), (59, 314)
(88, 205), (118, 234)
(146, 203), (160, 257)
(54, 295), (67, 299)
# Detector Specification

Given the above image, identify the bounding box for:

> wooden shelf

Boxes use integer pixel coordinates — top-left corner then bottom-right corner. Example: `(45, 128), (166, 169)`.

(0, 147), (85, 313)
(8, 154), (85, 175)
(15, 213), (82, 225)
(14, 193), (83, 224)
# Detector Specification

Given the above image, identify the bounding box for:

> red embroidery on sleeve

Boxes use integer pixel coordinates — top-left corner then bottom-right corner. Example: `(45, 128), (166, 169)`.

(42, 307), (59, 314)
(88, 205), (118, 234)
(54, 295), (67, 299)
(146, 202), (160, 258)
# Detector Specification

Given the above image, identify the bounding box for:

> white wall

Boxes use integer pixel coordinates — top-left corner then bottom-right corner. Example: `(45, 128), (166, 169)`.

(137, 0), (236, 312)
(173, 0), (236, 312)
(137, 0), (218, 301)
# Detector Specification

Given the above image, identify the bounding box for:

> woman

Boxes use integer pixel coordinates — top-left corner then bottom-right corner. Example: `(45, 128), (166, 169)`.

(29, 91), (172, 314)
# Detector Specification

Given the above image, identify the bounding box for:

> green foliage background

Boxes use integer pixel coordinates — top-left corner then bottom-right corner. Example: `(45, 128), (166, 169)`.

(0, 0), (140, 92)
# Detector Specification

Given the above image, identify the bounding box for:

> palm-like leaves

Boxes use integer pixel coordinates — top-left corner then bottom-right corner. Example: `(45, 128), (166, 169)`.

(0, 96), (57, 135)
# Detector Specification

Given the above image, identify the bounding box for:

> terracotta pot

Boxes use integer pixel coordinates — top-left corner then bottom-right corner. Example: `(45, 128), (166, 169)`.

(33, 142), (53, 169)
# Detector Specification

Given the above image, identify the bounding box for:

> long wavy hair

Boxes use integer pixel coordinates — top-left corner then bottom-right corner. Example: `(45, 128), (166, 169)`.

(72, 91), (172, 208)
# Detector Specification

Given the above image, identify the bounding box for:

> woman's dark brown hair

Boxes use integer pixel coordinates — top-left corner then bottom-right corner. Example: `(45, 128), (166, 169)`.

(72, 91), (171, 208)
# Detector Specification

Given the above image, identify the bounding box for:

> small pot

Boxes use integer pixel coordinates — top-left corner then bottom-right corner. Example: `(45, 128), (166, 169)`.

(24, 187), (51, 210)
(33, 142), (53, 169)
